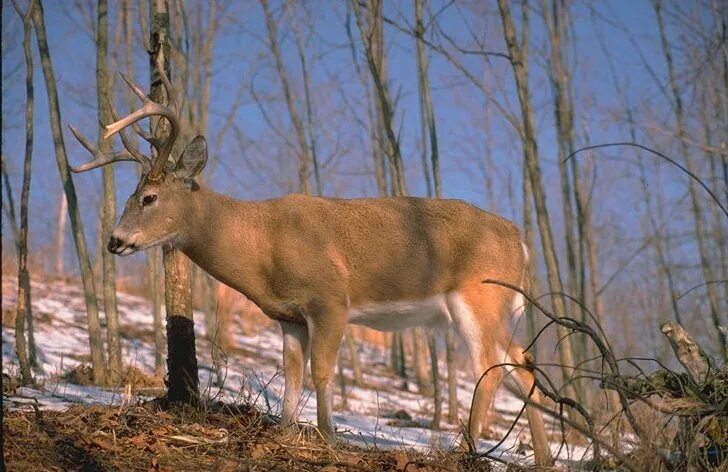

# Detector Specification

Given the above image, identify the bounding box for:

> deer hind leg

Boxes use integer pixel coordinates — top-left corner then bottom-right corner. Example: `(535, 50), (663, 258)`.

(446, 288), (505, 446)
(280, 320), (310, 427)
(306, 304), (346, 443)
(504, 343), (553, 466)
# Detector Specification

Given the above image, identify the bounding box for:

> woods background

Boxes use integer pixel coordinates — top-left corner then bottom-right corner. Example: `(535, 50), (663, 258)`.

(1, 0), (726, 402)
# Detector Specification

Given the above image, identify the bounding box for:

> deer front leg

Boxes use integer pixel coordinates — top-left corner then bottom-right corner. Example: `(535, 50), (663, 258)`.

(280, 320), (310, 427)
(308, 311), (346, 443)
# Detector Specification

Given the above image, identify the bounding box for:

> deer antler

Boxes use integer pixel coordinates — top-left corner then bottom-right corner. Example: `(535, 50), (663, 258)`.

(70, 54), (180, 178)
(68, 125), (147, 173)
(104, 67), (179, 181)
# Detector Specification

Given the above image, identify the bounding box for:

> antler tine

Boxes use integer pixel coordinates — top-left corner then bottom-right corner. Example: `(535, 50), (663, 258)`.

(119, 72), (146, 101)
(68, 125), (137, 173)
(107, 98), (152, 173)
(130, 120), (157, 145)
(103, 96), (179, 180)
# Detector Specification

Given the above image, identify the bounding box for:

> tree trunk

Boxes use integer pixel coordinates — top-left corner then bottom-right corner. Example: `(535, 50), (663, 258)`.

(445, 330), (458, 424)
(292, 14), (322, 196)
(204, 273), (223, 385)
(11, 0), (37, 386)
(352, 0), (412, 384)
(497, 0), (583, 405)
(1, 158), (20, 252)
(54, 194), (67, 275)
(542, 0), (579, 319)
(415, 0), (446, 424)
(150, 0), (198, 404)
(353, 0), (406, 197)
(412, 328), (432, 395)
(428, 334), (442, 430)
(121, 0), (166, 377)
(97, 0), (122, 383)
(32, 0), (107, 385)
(343, 328), (363, 385)
(542, 0), (592, 402)
(150, 248), (165, 376)
(260, 0), (311, 194)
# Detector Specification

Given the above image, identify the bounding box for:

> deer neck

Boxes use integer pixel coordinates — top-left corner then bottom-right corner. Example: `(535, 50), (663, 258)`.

(176, 185), (271, 306)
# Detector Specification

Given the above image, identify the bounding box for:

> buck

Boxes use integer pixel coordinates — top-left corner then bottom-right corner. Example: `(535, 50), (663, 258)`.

(70, 67), (553, 466)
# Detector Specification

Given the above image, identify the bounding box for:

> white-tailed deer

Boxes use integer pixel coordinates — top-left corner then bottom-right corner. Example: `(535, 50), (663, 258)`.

(70, 66), (553, 466)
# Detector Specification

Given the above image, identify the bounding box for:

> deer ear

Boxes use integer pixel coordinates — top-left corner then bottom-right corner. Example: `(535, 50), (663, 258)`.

(174, 135), (208, 179)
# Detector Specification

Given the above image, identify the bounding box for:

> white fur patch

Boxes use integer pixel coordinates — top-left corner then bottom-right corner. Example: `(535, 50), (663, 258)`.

(511, 292), (526, 319)
(347, 294), (450, 331)
(511, 241), (530, 319)
(521, 241), (530, 266)
(445, 292), (482, 371)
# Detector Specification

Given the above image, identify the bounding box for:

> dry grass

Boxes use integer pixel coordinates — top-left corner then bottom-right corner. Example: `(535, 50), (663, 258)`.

(3, 402), (497, 472)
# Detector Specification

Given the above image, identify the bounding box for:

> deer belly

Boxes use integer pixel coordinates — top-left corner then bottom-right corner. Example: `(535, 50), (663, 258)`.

(347, 294), (451, 331)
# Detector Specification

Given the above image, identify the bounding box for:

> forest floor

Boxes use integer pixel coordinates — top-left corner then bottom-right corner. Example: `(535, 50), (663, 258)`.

(2, 275), (588, 470)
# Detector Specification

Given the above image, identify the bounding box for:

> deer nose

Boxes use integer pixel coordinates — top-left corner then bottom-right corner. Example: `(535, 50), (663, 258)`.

(107, 236), (122, 254)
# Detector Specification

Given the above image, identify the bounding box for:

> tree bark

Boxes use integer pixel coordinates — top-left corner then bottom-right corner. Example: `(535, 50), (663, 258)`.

(32, 0), (107, 385)
(150, 0), (198, 404)
(260, 0), (311, 194)
(97, 0), (122, 383)
(122, 0), (165, 376)
(660, 322), (715, 384)
(54, 194), (67, 275)
(292, 12), (322, 196)
(1, 158), (20, 253)
(415, 0), (447, 424)
(542, 1), (580, 318)
(11, 0), (37, 386)
(497, 0), (583, 404)
(353, 0), (418, 390)
(428, 334), (441, 430)
(353, 0), (407, 197)
(412, 329), (432, 395)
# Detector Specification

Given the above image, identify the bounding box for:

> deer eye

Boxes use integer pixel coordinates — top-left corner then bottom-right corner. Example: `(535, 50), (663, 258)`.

(142, 194), (157, 207)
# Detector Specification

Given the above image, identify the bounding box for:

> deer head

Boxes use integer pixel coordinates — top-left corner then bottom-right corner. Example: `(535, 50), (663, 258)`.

(70, 59), (207, 256)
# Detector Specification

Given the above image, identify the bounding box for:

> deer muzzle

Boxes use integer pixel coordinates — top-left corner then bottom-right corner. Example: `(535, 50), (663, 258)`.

(107, 234), (137, 256)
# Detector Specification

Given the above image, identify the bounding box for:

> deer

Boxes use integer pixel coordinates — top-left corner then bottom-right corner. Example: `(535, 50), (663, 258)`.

(69, 64), (553, 467)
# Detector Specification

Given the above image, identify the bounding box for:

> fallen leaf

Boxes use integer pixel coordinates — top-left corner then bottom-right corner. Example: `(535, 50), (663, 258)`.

(90, 436), (120, 452)
(129, 434), (149, 448)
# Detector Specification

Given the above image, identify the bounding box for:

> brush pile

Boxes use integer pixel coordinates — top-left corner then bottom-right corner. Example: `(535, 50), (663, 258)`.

(607, 322), (727, 469)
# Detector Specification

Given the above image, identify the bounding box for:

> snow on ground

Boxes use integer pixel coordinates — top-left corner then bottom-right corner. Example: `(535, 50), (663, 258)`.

(2, 276), (590, 467)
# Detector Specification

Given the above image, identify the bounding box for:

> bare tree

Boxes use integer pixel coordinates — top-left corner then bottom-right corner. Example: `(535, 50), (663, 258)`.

(260, 0), (311, 195)
(97, 0), (122, 382)
(291, 7), (322, 196)
(32, 0), (107, 384)
(9, 0), (37, 385)
(150, 0), (198, 403)
(415, 0), (443, 427)
(54, 194), (67, 275)
(653, 0), (727, 361)
(497, 0), (583, 404)
(1, 158), (20, 250)
(121, 0), (165, 376)
(353, 0), (432, 393)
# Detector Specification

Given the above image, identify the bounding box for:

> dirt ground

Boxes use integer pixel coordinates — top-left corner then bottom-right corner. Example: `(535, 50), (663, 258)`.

(2, 401), (495, 472)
